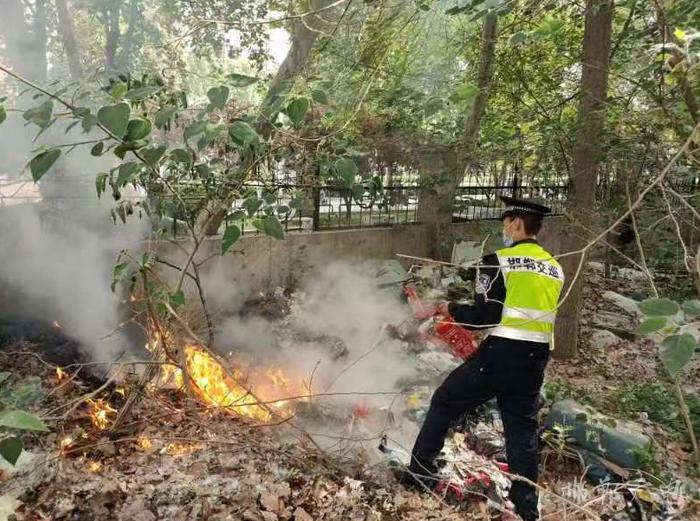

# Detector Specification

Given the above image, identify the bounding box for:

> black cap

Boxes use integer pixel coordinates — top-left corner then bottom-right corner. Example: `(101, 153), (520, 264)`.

(499, 196), (552, 220)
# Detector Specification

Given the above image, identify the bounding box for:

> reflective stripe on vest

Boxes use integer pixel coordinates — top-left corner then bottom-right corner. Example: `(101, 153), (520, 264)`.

(501, 306), (556, 324)
(489, 326), (552, 344)
(490, 242), (564, 346)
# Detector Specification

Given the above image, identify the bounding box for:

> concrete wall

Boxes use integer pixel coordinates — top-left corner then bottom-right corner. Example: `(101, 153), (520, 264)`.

(160, 224), (432, 298)
(158, 218), (564, 299)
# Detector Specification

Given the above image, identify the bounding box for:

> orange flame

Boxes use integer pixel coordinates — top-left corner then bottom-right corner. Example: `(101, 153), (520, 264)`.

(137, 436), (153, 450)
(86, 460), (102, 473)
(162, 442), (201, 457)
(55, 367), (67, 382)
(60, 436), (73, 452)
(159, 344), (310, 423)
(86, 398), (117, 430)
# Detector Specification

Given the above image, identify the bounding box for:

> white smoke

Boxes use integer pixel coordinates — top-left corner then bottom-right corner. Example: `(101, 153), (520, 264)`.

(208, 260), (427, 452)
(0, 108), (148, 362)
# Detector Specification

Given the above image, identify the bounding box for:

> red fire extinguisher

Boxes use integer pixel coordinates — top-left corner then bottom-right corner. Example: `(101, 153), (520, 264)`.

(403, 284), (478, 361)
(433, 311), (479, 360)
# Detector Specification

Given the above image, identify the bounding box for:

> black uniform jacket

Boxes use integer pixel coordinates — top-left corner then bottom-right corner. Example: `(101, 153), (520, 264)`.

(447, 239), (539, 330)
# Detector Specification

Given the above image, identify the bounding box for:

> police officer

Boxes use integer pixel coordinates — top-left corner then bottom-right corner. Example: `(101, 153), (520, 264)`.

(406, 196), (564, 521)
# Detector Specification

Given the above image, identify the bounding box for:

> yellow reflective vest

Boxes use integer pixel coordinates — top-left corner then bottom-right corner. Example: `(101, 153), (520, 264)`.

(490, 241), (565, 346)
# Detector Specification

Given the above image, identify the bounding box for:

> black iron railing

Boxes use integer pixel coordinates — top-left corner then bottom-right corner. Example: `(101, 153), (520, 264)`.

(219, 184), (420, 234)
(158, 181), (578, 236)
(452, 184), (569, 221)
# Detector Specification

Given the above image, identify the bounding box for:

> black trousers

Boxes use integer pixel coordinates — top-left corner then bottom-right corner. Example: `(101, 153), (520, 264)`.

(409, 335), (549, 521)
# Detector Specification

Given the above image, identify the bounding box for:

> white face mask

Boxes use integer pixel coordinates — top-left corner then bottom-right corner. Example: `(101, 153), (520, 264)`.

(502, 220), (515, 247)
(502, 230), (514, 247)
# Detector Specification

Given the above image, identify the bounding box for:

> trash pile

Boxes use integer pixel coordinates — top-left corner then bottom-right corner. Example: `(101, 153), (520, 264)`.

(2, 256), (699, 520)
(366, 246), (520, 517)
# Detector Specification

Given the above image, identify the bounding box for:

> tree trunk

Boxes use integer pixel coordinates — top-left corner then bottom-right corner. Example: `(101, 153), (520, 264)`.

(202, 0), (335, 236)
(416, 10), (498, 256)
(104, 1), (122, 76)
(31, 0), (48, 84)
(119, 0), (140, 71)
(56, 0), (83, 79)
(554, 0), (614, 360)
(259, 0), (334, 117)
(0, 0), (31, 75)
(462, 11), (498, 151)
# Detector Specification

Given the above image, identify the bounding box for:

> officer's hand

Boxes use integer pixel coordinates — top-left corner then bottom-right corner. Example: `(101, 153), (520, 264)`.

(436, 300), (451, 317)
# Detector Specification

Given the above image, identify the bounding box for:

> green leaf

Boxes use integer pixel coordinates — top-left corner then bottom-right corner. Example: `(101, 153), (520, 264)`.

(72, 107), (90, 118)
(0, 372), (10, 385)
(229, 121), (259, 147)
(195, 123), (224, 151)
(154, 107), (176, 129)
(64, 120), (80, 134)
(243, 198), (263, 217)
(335, 157), (357, 188)
(423, 97), (444, 117)
(116, 162), (140, 186)
(674, 28), (686, 41)
(115, 201), (132, 223)
(286, 97), (310, 126)
(452, 83), (479, 102)
(636, 317), (667, 336)
(445, 4), (469, 15)
(125, 118), (152, 141)
(169, 290), (186, 308)
(0, 105), (6, 126)
(533, 18), (565, 37)
(0, 410), (49, 431)
(111, 259), (130, 292)
(311, 89), (329, 104)
(29, 149), (61, 182)
(111, 82), (128, 101)
(253, 216), (284, 240)
(170, 148), (192, 164)
(95, 173), (108, 198)
(682, 299), (700, 318)
(97, 103), (131, 138)
(82, 114), (98, 133)
(114, 144), (129, 159)
(638, 298), (680, 317)
(221, 224), (242, 254)
(142, 145), (166, 165)
(91, 142), (104, 156)
(509, 31), (528, 46)
(207, 86), (230, 110)
(124, 86), (161, 101)
(195, 163), (212, 178)
(227, 73), (259, 87)
(660, 334), (696, 375)
(184, 120), (207, 140)
(23, 101), (53, 129)
(0, 437), (22, 466)
(229, 210), (247, 221)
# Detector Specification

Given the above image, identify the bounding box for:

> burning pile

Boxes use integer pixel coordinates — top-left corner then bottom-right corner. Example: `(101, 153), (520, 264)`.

(160, 343), (311, 423)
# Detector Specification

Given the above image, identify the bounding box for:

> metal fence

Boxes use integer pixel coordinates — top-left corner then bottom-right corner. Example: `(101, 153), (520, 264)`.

(452, 182), (568, 221)
(157, 180), (573, 236)
(8, 176), (695, 237)
(218, 184), (420, 235)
